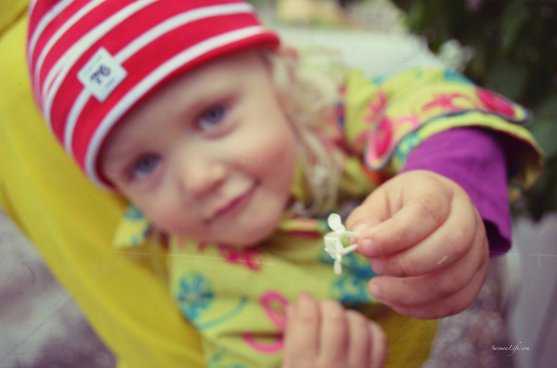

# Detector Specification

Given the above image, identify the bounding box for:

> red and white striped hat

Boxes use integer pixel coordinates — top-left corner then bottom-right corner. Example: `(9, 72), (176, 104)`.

(27, 0), (280, 187)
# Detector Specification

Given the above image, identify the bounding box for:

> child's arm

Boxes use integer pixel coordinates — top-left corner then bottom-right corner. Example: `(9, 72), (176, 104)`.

(282, 293), (387, 368)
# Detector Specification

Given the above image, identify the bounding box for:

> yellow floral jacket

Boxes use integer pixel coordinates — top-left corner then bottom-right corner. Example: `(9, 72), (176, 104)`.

(115, 68), (542, 368)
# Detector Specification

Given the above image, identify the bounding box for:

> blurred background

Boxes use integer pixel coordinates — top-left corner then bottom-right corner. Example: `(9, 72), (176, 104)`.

(1, 1), (556, 367)
(258, 0), (557, 221)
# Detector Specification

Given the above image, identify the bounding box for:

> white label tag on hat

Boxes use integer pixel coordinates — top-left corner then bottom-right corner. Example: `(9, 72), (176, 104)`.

(78, 47), (127, 102)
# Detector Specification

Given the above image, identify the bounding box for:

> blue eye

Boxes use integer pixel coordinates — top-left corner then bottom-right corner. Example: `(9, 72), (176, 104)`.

(131, 153), (160, 179)
(198, 105), (226, 131)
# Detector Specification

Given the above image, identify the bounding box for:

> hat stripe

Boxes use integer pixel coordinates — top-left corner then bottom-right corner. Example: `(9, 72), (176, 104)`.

(27, 0), (74, 63)
(116, 3), (254, 64)
(33, 0), (106, 94)
(28, 0), (38, 13)
(84, 25), (270, 186)
(42, 0), (158, 127)
(27, 0), (41, 29)
(63, 2), (255, 156)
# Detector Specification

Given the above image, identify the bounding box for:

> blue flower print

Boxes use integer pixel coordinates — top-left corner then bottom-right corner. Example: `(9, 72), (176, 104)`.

(320, 250), (377, 306)
(343, 252), (376, 279)
(124, 205), (147, 220)
(176, 272), (214, 324)
(208, 351), (247, 368)
(394, 131), (422, 164)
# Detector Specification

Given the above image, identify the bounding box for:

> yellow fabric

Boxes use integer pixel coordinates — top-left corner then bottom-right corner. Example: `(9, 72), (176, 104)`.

(165, 226), (435, 368)
(0, 9), (205, 368)
(112, 67), (542, 368)
(116, 192), (435, 368)
(0, 0), (27, 35)
(344, 69), (543, 198)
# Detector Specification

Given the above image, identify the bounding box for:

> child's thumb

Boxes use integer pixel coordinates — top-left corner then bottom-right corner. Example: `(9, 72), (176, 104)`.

(345, 192), (387, 233)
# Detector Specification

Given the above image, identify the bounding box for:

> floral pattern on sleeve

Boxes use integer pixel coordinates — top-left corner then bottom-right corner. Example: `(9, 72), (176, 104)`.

(342, 67), (543, 199)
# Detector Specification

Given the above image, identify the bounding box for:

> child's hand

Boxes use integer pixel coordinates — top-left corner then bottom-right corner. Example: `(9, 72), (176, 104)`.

(346, 170), (489, 319)
(282, 293), (386, 368)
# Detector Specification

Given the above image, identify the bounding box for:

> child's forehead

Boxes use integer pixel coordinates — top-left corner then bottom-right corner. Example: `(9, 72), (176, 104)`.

(139, 50), (268, 102)
(179, 50), (266, 81)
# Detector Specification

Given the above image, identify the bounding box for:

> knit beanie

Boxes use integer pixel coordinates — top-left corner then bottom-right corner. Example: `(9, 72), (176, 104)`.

(27, 0), (280, 187)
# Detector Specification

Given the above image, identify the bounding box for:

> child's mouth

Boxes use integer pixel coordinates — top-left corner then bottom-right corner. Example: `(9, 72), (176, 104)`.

(209, 182), (257, 223)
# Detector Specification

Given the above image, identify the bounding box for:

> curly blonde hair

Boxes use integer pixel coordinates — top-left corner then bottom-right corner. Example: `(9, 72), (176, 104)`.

(262, 49), (344, 217)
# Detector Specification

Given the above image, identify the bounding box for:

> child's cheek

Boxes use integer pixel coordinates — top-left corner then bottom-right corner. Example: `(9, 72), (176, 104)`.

(241, 130), (296, 186)
(146, 205), (195, 239)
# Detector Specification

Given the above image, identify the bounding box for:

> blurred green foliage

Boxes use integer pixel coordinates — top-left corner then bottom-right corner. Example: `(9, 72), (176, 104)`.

(391, 0), (557, 221)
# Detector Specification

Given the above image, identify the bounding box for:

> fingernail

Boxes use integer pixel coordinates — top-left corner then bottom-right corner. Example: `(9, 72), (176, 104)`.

(369, 282), (381, 299)
(371, 260), (383, 274)
(359, 238), (374, 254)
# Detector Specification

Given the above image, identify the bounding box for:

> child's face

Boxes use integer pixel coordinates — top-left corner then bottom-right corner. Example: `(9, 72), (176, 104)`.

(101, 50), (297, 248)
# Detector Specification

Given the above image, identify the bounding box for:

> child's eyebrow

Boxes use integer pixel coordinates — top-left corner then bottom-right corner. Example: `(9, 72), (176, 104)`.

(180, 77), (241, 113)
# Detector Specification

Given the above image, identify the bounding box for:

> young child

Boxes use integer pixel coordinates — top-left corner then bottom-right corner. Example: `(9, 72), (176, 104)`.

(27, 0), (542, 367)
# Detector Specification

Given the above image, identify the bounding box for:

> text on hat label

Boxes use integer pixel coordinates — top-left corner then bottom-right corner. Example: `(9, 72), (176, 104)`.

(78, 47), (127, 102)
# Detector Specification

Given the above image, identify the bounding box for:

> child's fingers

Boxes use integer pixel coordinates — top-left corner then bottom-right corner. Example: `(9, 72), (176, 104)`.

(369, 230), (488, 309)
(384, 262), (488, 319)
(345, 190), (387, 232)
(355, 190), (451, 258)
(367, 319), (388, 368)
(370, 195), (479, 277)
(317, 300), (348, 366)
(345, 310), (373, 367)
(282, 293), (320, 366)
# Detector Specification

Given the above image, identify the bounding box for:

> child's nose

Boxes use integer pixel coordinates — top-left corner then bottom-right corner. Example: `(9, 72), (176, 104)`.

(173, 153), (226, 199)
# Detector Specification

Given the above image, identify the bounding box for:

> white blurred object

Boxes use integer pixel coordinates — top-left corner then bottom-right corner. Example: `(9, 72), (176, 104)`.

(324, 213), (359, 275)
(275, 25), (443, 78)
(508, 214), (557, 368)
(437, 39), (474, 72)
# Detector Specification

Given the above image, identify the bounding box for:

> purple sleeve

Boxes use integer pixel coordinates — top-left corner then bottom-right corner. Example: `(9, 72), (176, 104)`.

(401, 127), (512, 256)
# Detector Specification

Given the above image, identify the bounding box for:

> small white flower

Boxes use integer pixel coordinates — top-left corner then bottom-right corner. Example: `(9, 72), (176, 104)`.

(327, 213), (345, 232)
(324, 213), (360, 275)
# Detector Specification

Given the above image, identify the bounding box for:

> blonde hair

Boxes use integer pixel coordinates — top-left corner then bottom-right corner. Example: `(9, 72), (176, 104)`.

(262, 49), (344, 217)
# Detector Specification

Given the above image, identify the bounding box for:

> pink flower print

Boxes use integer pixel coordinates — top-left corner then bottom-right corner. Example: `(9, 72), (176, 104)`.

(367, 116), (394, 162)
(422, 92), (474, 113)
(218, 246), (263, 272)
(476, 88), (515, 117)
(393, 114), (421, 136)
(364, 90), (387, 124)
(243, 292), (288, 354)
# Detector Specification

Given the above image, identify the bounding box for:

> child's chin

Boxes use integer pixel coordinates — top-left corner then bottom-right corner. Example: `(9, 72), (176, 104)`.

(222, 223), (278, 249)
